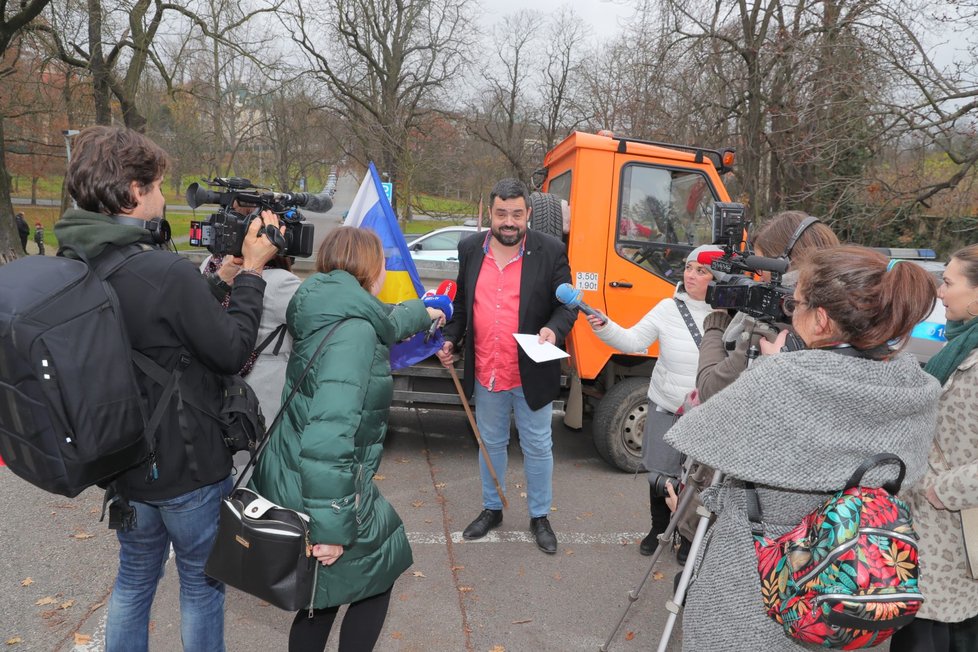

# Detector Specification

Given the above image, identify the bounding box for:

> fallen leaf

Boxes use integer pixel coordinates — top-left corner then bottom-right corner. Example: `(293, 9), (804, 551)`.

(490, 646), (505, 652)
(6, 636), (23, 645)
(390, 631), (403, 640)
(424, 519), (433, 524)
(458, 586), (473, 593)
(89, 507), (100, 514)
(411, 571), (425, 578)
(450, 565), (464, 571)
(40, 610), (58, 620)
(54, 503), (77, 510)
(395, 457), (408, 464)
(564, 550), (574, 556)
(70, 532), (95, 540)
(373, 475), (386, 481)
(553, 572), (562, 581)
(519, 492), (527, 499)
(550, 506), (558, 512)
(411, 500), (424, 508)
(434, 482), (446, 489)
(35, 597), (57, 606)
(511, 619), (532, 625)
(579, 511), (593, 518)
(20, 578), (33, 587)
(653, 571), (665, 581)
(60, 600), (75, 610)
(73, 633), (92, 645)
(625, 631), (636, 641)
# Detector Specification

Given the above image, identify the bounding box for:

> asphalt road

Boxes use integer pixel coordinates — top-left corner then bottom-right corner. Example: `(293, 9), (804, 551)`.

(1, 409), (685, 652)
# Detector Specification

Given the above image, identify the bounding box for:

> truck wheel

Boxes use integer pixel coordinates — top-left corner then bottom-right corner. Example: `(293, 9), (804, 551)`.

(592, 376), (648, 472)
(529, 191), (563, 239)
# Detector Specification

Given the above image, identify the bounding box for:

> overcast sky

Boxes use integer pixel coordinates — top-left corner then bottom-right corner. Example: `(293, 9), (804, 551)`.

(485, 0), (633, 41)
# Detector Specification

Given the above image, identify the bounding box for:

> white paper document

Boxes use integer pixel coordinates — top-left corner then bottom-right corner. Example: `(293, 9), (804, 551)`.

(513, 333), (570, 363)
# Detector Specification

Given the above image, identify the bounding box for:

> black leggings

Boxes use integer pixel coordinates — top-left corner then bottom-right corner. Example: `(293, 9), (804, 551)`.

(288, 587), (393, 652)
(890, 618), (951, 652)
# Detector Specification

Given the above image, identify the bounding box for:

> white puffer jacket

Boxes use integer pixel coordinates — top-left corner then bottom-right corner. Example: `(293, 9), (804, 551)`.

(593, 289), (712, 412)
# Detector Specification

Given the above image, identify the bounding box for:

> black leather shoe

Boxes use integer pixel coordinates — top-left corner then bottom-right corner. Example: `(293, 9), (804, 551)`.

(462, 509), (502, 540)
(639, 524), (667, 556)
(677, 536), (692, 566)
(530, 516), (557, 554)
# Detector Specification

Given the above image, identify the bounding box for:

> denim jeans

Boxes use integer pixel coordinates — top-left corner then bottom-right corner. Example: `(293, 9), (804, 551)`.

(474, 382), (553, 517)
(105, 476), (233, 652)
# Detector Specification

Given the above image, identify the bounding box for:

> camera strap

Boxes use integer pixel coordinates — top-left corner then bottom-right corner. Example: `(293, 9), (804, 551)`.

(674, 299), (702, 348)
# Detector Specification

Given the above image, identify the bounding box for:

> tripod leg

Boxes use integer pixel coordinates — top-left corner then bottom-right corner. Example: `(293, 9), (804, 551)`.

(655, 471), (725, 652)
(598, 480), (702, 651)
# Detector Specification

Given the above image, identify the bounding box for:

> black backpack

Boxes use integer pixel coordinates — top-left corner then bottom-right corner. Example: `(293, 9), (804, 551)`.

(0, 246), (178, 497)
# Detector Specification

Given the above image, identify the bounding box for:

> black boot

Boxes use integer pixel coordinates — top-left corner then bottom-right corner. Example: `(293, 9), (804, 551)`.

(640, 490), (671, 556)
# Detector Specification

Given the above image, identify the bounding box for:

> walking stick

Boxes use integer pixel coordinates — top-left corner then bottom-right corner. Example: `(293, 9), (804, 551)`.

(447, 363), (508, 509)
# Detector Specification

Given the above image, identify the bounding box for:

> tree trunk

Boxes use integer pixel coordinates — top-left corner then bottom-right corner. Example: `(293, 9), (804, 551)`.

(31, 176), (38, 205)
(88, 0), (112, 125)
(0, 118), (23, 264)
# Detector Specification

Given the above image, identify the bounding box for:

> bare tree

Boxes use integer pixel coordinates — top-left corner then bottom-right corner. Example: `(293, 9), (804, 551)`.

(0, 0), (55, 264)
(287, 0), (474, 220)
(534, 7), (586, 150)
(467, 10), (544, 182)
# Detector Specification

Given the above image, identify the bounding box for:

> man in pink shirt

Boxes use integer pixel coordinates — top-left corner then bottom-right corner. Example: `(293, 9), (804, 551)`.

(437, 179), (575, 554)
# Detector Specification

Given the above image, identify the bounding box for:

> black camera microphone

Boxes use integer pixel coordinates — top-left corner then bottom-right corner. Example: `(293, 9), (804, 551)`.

(274, 192), (333, 214)
(743, 255), (789, 275)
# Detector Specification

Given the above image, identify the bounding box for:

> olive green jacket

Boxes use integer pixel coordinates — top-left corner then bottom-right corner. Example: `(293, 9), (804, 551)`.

(251, 270), (430, 607)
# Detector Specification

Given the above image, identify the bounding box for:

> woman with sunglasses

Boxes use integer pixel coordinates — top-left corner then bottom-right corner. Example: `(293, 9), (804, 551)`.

(663, 246), (940, 651)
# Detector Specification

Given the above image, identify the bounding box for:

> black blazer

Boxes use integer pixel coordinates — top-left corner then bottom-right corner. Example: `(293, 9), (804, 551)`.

(443, 229), (576, 410)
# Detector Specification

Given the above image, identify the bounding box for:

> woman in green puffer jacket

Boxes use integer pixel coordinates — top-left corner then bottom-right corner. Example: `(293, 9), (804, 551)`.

(251, 227), (444, 652)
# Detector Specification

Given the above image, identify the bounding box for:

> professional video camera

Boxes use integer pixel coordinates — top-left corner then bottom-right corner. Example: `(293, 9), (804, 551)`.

(703, 202), (791, 323)
(186, 177), (331, 258)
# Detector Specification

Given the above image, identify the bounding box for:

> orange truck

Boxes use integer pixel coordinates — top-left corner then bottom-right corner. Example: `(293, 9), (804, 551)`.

(394, 131), (736, 472)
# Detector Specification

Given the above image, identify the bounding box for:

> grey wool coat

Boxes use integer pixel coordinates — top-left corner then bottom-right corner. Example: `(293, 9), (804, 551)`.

(665, 349), (940, 652)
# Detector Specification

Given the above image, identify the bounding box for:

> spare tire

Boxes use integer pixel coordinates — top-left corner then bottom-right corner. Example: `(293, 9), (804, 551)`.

(528, 192), (563, 239)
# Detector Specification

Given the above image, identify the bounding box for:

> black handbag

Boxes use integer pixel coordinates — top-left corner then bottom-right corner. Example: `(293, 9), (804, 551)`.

(205, 320), (348, 612)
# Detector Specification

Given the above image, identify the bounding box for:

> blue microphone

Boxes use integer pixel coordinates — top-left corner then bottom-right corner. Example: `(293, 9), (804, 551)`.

(556, 283), (606, 325)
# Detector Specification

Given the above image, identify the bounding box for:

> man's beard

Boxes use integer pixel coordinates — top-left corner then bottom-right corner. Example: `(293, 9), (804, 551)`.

(492, 225), (524, 247)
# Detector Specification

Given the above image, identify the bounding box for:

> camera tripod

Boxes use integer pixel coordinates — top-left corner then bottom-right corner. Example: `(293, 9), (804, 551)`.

(599, 463), (725, 652)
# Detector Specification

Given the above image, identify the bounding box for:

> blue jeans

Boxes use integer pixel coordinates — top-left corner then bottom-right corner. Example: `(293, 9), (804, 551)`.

(474, 382), (553, 517)
(106, 476), (233, 652)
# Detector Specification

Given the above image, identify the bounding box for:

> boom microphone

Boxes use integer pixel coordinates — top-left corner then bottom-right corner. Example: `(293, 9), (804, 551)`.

(273, 192), (334, 214)
(555, 283), (606, 326)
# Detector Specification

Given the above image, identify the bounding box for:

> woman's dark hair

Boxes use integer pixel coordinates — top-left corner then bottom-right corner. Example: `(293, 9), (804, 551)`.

(265, 255), (293, 272)
(752, 210), (839, 266)
(66, 126), (169, 215)
(316, 226), (383, 290)
(950, 244), (978, 287)
(797, 246), (936, 351)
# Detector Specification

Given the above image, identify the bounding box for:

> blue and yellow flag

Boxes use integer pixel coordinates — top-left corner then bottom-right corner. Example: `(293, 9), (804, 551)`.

(344, 162), (440, 369)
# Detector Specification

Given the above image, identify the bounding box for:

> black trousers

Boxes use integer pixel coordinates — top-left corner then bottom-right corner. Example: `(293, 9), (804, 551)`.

(289, 586), (393, 652)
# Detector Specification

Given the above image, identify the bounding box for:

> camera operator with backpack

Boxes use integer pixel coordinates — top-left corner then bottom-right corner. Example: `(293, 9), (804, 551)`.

(663, 247), (940, 651)
(53, 126), (281, 652)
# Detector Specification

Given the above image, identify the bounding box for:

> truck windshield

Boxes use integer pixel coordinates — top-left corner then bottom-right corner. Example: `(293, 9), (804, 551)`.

(616, 163), (715, 282)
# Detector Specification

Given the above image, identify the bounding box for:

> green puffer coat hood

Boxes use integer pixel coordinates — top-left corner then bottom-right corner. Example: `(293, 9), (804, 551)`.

(250, 269), (431, 608)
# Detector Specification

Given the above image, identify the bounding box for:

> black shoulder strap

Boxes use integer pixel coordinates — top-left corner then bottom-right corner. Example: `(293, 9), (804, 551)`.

(674, 298), (703, 348)
(232, 318), (350, 493)
(745, 482), (765, 535)
(845, 453), (906, 494)
(255, 324), (288, 356)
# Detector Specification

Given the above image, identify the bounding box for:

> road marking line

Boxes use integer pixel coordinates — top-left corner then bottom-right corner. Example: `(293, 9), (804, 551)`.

(406, 531), (647, 545)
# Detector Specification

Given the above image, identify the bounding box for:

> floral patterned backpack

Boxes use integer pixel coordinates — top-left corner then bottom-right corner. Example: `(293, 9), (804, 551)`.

(745, 453), (923, 650)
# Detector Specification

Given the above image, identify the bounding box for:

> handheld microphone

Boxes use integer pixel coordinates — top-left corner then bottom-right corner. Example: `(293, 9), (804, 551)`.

(696, 250), (726, 266)
(555, 283), (606, 325)
(423, 280), (457, 342)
